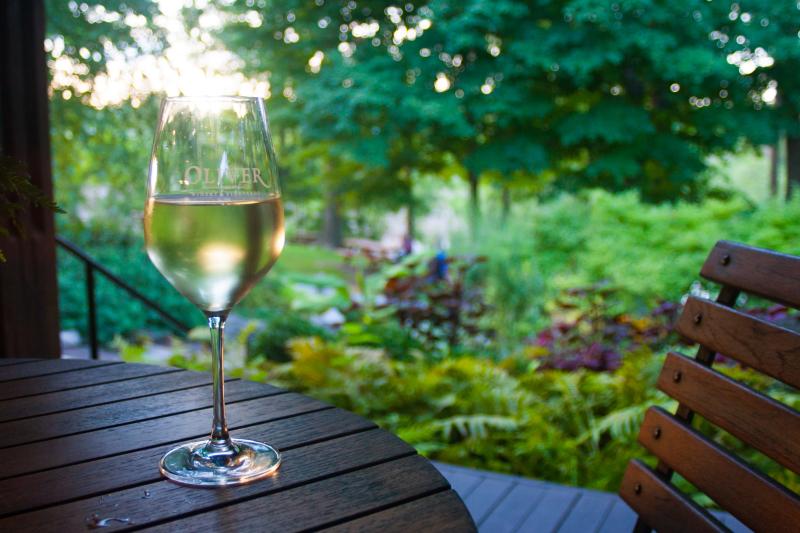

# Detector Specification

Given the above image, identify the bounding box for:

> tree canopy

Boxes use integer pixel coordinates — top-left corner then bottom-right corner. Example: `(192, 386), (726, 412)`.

(213, 0), (800, 208)
(45, 0), (800, 241)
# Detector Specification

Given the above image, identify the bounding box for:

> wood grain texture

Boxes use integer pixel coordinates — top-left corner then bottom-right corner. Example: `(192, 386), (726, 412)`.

(0, 430), (419, 532)
(597, 500), (638, 533)
(638, 406), (800, 532)
(0, 408), (373, 516)
(0, 368), (203, 422)
(143, 455), (449, 533)
(515, 488), (579, 532)
(461, 476), (514, 524)
(701, 240), (800, 309)
(677, 296), (800, 389)
(0, 358), (38, 366)
(620, 460), (728, 533)
(0, 0), (61, 359)
(0, 361), (474, 531)
(0, 361), (175, 401)
(477, 482), (546, 533)
(0, 378), (275, 447)
(556, 490), (617, 533)
(0, 359), (115, 382)
(321, 490), (476, 533)
(0, 392), (325, 478)
(658, 352), (800, 475)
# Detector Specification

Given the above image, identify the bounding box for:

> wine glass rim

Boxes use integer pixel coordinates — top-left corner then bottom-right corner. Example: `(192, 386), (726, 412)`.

(164, 95), (263, 103)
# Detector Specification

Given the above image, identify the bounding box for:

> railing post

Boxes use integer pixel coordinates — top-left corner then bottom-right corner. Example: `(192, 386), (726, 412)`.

(85, 263), (99, 360)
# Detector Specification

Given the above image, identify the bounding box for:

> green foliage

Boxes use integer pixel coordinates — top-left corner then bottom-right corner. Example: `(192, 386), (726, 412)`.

(462, 190), (800, 349)
(50, 96), (160, 240)
(247, 310), (331, 362)
(215, 0), (800, 203)
(45, 0), (165, 82)
(57, 239), (201, 343)
(339, 318), (424, 361)
(0, 157), (63, 262)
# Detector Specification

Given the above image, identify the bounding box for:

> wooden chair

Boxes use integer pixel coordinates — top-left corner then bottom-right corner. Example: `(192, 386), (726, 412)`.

(619, 240), (800, 532)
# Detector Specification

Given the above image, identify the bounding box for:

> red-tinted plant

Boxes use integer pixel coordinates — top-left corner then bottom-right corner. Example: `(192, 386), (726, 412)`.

(381, 255), (493, 349)
(530, 284), (680, 372)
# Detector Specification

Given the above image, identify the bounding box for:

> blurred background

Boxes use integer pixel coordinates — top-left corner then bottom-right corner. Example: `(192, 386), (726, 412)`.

(43, 0), (799, 497)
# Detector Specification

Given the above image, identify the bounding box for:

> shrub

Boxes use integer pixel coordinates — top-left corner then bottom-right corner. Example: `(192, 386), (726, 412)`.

(246, 310), (332, 362)
(459, 190), (800, 349)
(57, 239), (201, 344)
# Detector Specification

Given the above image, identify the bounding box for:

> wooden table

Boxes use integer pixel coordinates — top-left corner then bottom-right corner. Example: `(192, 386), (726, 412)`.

(0, 358), (475, 532)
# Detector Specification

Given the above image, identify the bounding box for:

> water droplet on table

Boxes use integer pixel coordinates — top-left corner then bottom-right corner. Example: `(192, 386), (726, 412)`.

(85, 513), (133, 529)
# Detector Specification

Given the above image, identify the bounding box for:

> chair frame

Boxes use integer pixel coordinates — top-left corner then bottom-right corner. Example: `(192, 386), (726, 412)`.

(620, 240), (800, 533)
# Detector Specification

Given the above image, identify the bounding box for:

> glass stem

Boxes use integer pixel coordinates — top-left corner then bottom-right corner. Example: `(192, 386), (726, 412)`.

(208, 314), (232, 447)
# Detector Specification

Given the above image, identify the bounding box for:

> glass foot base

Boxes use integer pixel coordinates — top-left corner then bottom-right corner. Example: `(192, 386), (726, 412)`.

(160, 438), (281, 487)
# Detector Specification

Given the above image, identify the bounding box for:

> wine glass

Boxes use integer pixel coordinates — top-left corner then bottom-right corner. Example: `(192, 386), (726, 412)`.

(144, 96), (284, 486)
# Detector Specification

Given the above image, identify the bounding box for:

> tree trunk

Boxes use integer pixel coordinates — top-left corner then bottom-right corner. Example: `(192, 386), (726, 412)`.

(406, 201), (415, 241)
(769, 143), (779, 198)
(322, 184), (342, 248)
(501, 185), (511, 221)
(786, 137), (800, 200)
(467, 170), (480, 238)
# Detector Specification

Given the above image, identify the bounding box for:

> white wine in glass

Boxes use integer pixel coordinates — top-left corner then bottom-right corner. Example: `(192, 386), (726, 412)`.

(144, 96), (284, 486)
(145, 194), (284, 313)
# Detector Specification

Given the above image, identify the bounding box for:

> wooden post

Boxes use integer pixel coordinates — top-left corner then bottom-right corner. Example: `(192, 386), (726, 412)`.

(0, 0), (61, 358)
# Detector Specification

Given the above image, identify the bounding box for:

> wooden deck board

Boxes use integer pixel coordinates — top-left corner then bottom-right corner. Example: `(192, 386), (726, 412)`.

(463, 476), (517, 525)
(433, 463), (484, 499)
(479, 482), (547, 533)
(434, 462), (752, 533)
(597, 500), (638, 533)
(555, 490), (616, 532)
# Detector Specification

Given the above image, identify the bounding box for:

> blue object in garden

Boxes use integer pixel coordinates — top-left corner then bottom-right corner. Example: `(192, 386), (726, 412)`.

(433, 249), (448, 281)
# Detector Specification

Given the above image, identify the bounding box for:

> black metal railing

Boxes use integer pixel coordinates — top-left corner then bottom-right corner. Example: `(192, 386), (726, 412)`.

(56, 236), (191, 359)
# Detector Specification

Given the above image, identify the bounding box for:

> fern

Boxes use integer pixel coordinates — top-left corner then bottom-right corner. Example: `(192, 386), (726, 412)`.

(433, 414), (520, 440)
(578, 398), (677, 445)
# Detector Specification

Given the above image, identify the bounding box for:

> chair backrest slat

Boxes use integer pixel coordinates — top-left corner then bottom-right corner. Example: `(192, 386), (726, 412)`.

(677, 296), (800, 389)
(701, 240), (800, 308)
(624, 241), (800, 532)
(658, 352), (800, 474)
(620, 460), (729, 533)
(638, 406), (800, 531)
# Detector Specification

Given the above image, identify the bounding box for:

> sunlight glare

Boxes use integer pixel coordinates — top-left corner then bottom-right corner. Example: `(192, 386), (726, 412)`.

(49, 0), (272, 109)
(434, 73), (451, 92)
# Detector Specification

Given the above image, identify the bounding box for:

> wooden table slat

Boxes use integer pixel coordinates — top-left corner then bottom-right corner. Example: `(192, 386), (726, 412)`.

(0, 378), (279, 448)
(0, 429), (418, 532)
(0, 408), (375, 516)
(0, 360), (475, 531)
(142, 455), (448, 533)
(321, 490), (477, 533)
(0, 362), (174, 401)
(0, 359), (116, 383)
(0, 369), (204, 422)
(0, 357), (40, 367)
(0, 392), (327, 479)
